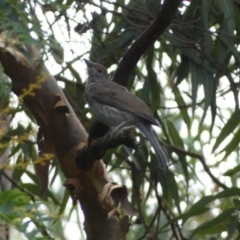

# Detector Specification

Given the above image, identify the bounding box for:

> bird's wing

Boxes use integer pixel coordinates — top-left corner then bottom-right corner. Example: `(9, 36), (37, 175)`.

(88, 80), (159, 126)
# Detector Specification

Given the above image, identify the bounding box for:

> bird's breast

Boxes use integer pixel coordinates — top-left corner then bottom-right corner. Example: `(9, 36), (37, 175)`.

(87, 99), (135, 127)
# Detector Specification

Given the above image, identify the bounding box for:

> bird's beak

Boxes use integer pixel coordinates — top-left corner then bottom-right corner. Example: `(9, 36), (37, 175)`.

(83, 59), (94, 68)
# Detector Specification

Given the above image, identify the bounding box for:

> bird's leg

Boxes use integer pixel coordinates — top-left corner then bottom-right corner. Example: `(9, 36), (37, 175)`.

(113, 121), (128, 131)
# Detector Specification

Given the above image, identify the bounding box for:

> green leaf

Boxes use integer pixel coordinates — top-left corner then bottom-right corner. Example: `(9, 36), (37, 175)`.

(223, 165), (240, 176)
(56, 189), (69, 221)
(7, 143), (22, 158)
(25, 170), (39, 184)
(183, 196), (214, 224)
(234, 7), (240, 35)
(210, 87), (217, 133)
(166, 119), (184, 149)
(191, 208), (235, 236)
(195, 221), (231, 235)
(48, 35), (64, 64)
(155, 170), (169, 200)
(190, 63), (199, 112)
(141, 77), (151, 106)
(173, 87), (191, 128)
(22, 183), (41, 197)
(0, 69), (11, 109)
(166, 117), (189, 184)
(218, 33), (240, 61)
(226, 218), (238, 240)
(212, 111), (240, 153)
(146, 46), (161, 112)
(168, 173), (181, 214)
(233, 199), (240, 207)
(175, 55), (189, 86)
(219, 0), (235, 34)
(200, 72), (214, 124)
(0, 189), (30, 205)
(11, 154), (26, 180)
(222, 126), (240, 159)
(183, 188), (240, 224)
(6, 124), (25, 137)
(215, 188), (240, 199)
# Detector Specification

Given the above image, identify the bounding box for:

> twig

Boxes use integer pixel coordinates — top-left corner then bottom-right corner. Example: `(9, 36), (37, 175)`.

(0, 169), (35, 202)
(165, 144), (228, 189)
(89, 127), (139, 157)
(75, 128), (138, 170)
(55, 75), (85, 91)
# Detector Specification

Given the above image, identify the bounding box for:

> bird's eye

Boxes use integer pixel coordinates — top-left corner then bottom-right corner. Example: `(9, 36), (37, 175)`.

(97, 69), (102, 73)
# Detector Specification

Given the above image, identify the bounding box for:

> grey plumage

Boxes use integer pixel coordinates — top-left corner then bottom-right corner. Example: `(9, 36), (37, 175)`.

(84, 59), (168, 169)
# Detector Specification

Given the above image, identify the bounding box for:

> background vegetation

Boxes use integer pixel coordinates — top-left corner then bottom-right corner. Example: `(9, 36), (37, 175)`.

(0, 0), (240, 239)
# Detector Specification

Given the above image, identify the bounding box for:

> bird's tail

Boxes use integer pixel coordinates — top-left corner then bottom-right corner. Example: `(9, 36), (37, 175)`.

(137, 121), (168, 170)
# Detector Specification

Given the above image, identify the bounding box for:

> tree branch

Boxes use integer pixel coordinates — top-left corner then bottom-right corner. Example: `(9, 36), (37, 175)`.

(112, 0), (182, 86)
(167, 144), (228, 190)
(76, 127), (139, 170)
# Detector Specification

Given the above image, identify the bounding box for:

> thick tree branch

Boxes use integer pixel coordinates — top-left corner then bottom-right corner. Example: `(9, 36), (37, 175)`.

(112, 0), (182, 86)
(89, 127), (138, 156)
(76, 127), (138, 170)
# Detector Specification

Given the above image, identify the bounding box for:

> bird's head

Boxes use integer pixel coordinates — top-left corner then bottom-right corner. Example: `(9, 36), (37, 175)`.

(84, 59), (109, 81)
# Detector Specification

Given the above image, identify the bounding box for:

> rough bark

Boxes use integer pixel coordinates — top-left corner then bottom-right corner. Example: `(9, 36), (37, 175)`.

(0, 35), (129, 240)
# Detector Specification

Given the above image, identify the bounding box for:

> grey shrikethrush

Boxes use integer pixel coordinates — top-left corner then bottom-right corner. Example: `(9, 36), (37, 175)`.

(84, 59), (168, 170)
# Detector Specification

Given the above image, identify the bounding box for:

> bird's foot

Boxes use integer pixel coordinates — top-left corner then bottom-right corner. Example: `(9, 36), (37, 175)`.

(101, 121), (129, 142)
(101, 126), (133, 143)
(101, 131), (114, 142)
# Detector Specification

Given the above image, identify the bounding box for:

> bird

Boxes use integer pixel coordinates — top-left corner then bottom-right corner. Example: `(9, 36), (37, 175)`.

(84, 59), (168, 170)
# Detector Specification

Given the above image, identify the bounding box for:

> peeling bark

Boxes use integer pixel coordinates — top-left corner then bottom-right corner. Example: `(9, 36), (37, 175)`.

(0, 33), (130, 240)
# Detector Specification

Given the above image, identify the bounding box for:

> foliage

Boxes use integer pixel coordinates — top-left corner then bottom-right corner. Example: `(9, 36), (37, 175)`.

(0, 0), (240, 239)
